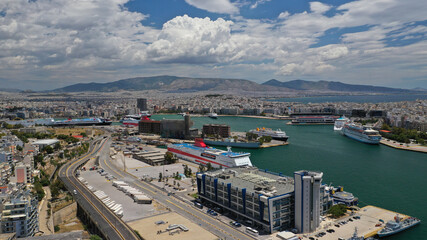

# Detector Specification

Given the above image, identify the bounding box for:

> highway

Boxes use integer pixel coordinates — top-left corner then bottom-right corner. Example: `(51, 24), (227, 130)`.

(58, 137), (140, 240)
(98, 138), (255, 240)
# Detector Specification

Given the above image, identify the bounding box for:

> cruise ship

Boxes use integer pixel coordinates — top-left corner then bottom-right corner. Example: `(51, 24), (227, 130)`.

(377, 215), (420, 237)
(52, 118), (112, 126)
(167, 138), (252, 168)
(334, 116), (350, 131)
(342, 123), (381, 144)
(291, 115), (339, 125)
(248, 128), (289, 142)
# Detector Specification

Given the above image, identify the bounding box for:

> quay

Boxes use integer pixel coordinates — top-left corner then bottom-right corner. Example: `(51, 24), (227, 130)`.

(260, 140), (289, 148)
(296, 205), (412, 240)
(380, 138), (427, 154)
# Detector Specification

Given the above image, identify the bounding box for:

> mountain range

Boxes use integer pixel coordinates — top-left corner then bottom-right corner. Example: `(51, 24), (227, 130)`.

(51, 76), (418, 93)
(262, 79), (411, 93)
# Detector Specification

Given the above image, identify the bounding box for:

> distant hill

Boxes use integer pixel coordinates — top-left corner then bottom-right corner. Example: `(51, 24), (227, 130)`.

(0, 88), (22, 93)
(53, 76), (289, 92)
(262, 79), (411, 93)
(412, 87), (427, 92)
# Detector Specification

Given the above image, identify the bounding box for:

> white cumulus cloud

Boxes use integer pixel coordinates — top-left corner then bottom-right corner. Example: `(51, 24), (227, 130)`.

(184, 0), (239, 14)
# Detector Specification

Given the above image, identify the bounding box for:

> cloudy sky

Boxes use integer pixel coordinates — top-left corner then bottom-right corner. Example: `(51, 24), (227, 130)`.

(0, 0), (426, 90)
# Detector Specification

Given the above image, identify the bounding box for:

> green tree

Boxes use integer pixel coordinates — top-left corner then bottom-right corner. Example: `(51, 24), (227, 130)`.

(164, 151), (177, 164)
(43, 145), (54, 154)
(90, 235), (102, 240)
(328, 204), (347, 218)
(206, 162), (213, 171)
(198, 164), (206, 173)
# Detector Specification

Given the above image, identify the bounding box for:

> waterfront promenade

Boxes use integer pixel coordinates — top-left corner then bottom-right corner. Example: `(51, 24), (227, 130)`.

(380, 138), (427, 153)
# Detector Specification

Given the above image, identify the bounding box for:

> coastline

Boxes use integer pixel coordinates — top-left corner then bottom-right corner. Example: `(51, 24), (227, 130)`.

(380, 138), (427, 154)
(154, 113), (292, 120)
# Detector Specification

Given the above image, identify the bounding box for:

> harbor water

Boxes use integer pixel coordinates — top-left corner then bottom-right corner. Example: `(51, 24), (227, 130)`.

(152, 114), (426, 239)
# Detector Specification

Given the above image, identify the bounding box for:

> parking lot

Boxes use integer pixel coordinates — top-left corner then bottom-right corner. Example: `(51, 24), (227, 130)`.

(80, 169), (167, 222)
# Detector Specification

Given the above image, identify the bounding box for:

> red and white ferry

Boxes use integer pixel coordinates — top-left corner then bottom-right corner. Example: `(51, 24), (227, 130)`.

(167, 139), (252, 168)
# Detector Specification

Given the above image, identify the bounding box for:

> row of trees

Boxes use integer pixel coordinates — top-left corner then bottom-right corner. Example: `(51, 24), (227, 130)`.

(381, 124), (427, 145)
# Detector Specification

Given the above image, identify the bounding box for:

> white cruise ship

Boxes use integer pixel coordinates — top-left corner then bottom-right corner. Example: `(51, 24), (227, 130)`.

(167, 139), (252, 168)
(248, 128), (289, 142)
(342, 123), (381, 144)
(334, 116), (350, 131)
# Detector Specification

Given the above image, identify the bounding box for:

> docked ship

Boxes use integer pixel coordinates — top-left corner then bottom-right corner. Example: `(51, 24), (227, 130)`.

(208, 112), (218, 119)
(167, 138), (252, 168)
(291, 115), (339, 125)
(120, 117), (139, 126)
(52, 118), (112, 126)
(203, 138), (260, 149)
(377, 215), (421, 237)
(347, 228), (364, 240)
(342, 123), (381, 144)
(125, 111), (151, 120)
(334, 116), (350, 131)
(248, 128), (289, 142)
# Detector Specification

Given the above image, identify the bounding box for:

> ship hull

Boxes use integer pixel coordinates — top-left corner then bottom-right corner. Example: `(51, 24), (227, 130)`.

(167, 143), (252, 168)
(203, 139), (260, 149)
(52, 121), (112, 127)
(342, 129), (380, 144)
(377, 220), (421, 237)
(167, 147), (230, 168)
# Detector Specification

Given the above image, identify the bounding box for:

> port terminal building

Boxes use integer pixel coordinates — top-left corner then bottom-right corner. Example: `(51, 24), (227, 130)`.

(196, 167), (331, 234)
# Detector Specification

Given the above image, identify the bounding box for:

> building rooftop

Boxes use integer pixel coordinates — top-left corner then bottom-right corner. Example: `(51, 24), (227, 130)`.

(32, 139), (59, 145)
(203, 166), (294, 197)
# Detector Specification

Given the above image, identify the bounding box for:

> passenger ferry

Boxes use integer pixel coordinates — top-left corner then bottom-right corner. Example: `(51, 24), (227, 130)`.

(248, 128), (289, 142)
(125, 111), (151, 119)
(120, 117), (139, 126)
(167, 138), (252, 168)
(342, 123), (381, 144)
(52, 118), (112, 126)
(291, 115), (339, 125)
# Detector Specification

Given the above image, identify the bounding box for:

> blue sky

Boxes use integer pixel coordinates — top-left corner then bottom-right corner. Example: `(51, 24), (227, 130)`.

(0, 0), (426, 90)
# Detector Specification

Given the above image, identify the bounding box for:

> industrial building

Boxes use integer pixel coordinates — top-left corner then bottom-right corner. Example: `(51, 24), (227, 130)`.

(197, 167), (331, 234)
(202, 124), (230, 138)
(138, 120), (161, 135)
(0, 189), (39, 238)
(138, 115), (198, 139)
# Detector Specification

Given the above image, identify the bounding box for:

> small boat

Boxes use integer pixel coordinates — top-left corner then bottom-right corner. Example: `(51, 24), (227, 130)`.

(208, 112), (218, 119)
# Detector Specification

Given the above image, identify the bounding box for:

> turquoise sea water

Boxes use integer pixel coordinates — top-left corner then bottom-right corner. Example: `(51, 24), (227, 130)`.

(152, 115), (426, 239)
(267, 94), (427, 103)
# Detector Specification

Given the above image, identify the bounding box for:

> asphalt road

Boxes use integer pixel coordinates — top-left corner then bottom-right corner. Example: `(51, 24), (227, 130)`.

(58, 137), (140, 240)
(99, 138), (256, 240)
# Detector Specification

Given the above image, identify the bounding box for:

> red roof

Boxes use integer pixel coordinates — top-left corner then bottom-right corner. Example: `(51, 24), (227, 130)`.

(72, 135), (83, 139)
(380, 130), (391, 133)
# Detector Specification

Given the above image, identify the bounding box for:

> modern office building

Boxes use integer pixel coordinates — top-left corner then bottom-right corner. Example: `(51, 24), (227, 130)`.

(0, 190), (39, 238)
(137, 98), (148, 111)
(294, 170), (323, 233)
(197, 167), (331, 234)
(202, 124), (231, 138)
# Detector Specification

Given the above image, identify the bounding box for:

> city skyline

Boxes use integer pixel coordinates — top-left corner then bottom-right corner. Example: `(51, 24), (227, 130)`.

(0, 0), (426, 90)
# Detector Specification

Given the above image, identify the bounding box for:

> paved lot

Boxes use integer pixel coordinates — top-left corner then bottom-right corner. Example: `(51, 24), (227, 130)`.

(80, 170), (166, 222)
(298, 205), (409, 240)
(127, 212), (218, 240)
